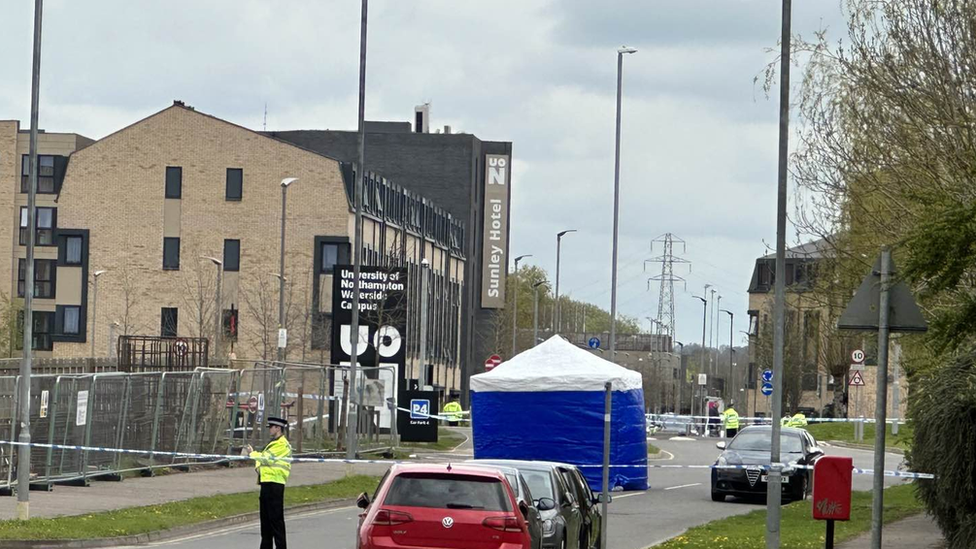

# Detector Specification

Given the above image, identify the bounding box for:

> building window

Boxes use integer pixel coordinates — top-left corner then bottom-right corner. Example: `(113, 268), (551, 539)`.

(63, 306), (80, 335)
(18, 259), (56, 298)
(161, 307), (178, 337)
(321, 243), (340, 274)
(223, 308), (239, 340)
(65, 236), (83, 265)
(21, 154), (56, 194)
(223, 239), (240, 272)
(17, 311), (53, 351)
(226, 168), (243, 201)
(163, 237), (180, 270)
(165, 166), (182, 199)
(20, 206), (55, 246)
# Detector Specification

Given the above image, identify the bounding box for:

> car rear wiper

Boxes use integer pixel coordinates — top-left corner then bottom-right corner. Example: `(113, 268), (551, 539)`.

(446, 503), (485, 509)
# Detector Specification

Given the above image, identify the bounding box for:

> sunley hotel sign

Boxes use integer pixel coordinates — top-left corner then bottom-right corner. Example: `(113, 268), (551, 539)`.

(481, 154), (510, 308)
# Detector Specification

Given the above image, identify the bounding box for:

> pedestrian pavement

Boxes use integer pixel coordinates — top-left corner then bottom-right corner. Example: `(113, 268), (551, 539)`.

(0, 460), (390, 521)
(837, 514), (944, 548)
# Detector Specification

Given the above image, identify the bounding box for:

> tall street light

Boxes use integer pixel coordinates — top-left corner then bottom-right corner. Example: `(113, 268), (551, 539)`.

(554, 229), (575, 334)
(768, 1), (793, 546)
(532, 281), (547, 347)
(203, 257), (223, 362)
(511, 254), (532, 357)
(90, 270), (108, 359)
(721, 309), (733, 403)
(277, 177), (298, 364)
(609, 45), (637, 366)
(693, 295), (707, 428)
(347, 0), (369, 461)
(19, 0), (44, 520)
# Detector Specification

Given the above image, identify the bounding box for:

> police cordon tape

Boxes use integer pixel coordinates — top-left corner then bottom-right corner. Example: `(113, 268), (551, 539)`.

(646, 414), (908, 425)
(0, 441), (935, 479)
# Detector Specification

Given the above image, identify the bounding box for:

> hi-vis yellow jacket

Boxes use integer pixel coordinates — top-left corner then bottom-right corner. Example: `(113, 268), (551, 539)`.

(250, 436), (292, 484)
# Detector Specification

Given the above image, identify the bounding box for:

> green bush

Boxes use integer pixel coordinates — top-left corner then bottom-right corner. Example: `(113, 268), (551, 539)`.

(908, 350), (976, 548)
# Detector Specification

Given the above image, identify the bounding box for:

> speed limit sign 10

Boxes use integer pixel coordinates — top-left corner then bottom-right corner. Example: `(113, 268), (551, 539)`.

(851, 349), (865, 364)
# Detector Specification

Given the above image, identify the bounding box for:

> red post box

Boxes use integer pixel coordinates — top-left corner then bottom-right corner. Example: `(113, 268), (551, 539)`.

(813, 455), (853, 521)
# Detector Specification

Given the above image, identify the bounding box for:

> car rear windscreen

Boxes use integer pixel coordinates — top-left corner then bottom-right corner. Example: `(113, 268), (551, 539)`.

(384, 473), (512, 511)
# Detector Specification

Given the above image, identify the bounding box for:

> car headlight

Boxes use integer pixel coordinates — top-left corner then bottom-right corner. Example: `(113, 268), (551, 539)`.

(542, 519), (555, 535)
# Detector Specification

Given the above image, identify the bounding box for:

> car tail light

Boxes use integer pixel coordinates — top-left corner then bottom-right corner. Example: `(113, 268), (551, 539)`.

(374, 509), (413, 525)
(483, 516), (523, 532)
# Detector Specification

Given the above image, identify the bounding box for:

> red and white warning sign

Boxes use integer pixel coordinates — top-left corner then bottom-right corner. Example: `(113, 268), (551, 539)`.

(849, 371), (866, 387)
(485, 354), (503, 371)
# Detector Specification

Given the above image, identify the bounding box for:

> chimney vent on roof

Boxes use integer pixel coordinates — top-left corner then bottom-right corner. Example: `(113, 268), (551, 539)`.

(414, 103), (430, 134)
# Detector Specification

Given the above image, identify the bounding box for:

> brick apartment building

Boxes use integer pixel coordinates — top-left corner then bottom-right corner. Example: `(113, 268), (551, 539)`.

(744, 239), (907, 419)
(1, 102), (466, 394)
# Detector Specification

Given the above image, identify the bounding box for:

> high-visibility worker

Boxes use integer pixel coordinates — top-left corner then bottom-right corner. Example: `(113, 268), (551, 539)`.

(721, 406), (740, 438)
(443, 399), (464, 426)
(247, 416), (292, 549)
(788, 412), (808, 428)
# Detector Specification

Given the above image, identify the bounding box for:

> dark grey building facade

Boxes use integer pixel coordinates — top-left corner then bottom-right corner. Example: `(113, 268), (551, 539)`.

(269, 121), (513, 405)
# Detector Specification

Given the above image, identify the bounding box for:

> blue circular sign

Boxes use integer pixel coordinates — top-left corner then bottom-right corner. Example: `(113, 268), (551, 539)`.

(588, 337), (601, 349)
(762, 369), (773, 383)
(761, 382), (774, 397)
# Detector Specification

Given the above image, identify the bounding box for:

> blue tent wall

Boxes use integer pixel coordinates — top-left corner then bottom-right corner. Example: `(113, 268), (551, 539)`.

(472, 389), (648, 491)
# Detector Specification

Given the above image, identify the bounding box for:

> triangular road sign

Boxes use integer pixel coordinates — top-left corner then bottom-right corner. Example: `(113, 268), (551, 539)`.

(848, 371), (865, 387)
(837, 253), (928, 332)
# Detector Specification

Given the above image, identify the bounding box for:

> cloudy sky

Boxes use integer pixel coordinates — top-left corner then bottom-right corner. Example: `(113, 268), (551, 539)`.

(0, 0), (846, 348)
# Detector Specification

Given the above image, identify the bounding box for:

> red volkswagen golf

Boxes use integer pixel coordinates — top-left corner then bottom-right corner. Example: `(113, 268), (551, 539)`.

(357, 463), (532, 549)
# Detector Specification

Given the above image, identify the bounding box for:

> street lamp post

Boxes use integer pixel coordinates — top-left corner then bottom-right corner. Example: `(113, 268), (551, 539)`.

(721, 309), (734, 403)
(674, 341), (684, 413)
(511, 254), (532, 357)
(90, 270), (107, 358)
(347, 0), (369, 462)
(277, 177), (298, 364)
(18, 0), (44, 520)
(554, 230), (575, 334)
(203, 257), (223, 361)
(609, 45), (637, 368)
(532, 281), (546, 347)
(418, 259), (430, 388)
(693, 295), (707, 430)
(768, 1), (794, 546)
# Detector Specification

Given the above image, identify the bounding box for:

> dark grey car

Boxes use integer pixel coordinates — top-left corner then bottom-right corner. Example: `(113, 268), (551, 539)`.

(463, 463), (547, 549)
(710, 426), (823, 502)
(470, 459), (602, 549)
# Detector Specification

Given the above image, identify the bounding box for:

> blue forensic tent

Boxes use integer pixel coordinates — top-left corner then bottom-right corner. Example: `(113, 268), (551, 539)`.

(471, 336), (648, 491)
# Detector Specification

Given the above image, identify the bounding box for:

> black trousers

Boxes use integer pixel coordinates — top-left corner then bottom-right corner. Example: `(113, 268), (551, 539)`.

(726, 428), (738, 439)
(259, 482), (287, 549)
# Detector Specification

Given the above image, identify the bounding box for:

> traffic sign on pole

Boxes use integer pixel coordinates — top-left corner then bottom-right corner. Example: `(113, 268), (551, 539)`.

(588, 337), (601, 349)
(848, 371), (866, 387)
(851, 349), (865, 364)
(485, 354), (502, 371)
(762, 369), (773, 383)
(761, 382), (773, 397)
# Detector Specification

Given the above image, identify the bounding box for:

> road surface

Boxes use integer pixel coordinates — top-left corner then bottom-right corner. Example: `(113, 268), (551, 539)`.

(135, 433), (910, 549)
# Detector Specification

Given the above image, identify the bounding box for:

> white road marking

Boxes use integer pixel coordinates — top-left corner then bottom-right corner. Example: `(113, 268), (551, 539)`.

(669, 436), (695, 441)
(613, 491), (647, 500)
(648, 449), (675, 461)
(664, 483), (702, 491)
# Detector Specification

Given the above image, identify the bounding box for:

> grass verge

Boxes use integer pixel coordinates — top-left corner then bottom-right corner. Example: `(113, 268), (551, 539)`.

(806, 422), (913, 451)
(398, 428), (467, 452)
(649, 484), (923, 549)
(0, 475), (379, 541)
(648, 443), (661, 456)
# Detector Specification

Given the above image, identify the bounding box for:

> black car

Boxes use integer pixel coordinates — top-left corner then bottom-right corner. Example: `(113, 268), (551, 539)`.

(710, 426), (824, 502)
(470, 459), (604, 549)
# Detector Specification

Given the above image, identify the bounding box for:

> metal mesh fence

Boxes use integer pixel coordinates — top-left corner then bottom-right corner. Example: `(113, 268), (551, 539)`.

(0, 364), (398, 492)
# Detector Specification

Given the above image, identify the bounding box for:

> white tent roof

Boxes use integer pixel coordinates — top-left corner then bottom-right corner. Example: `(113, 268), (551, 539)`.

(471, 335), (643, 393)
